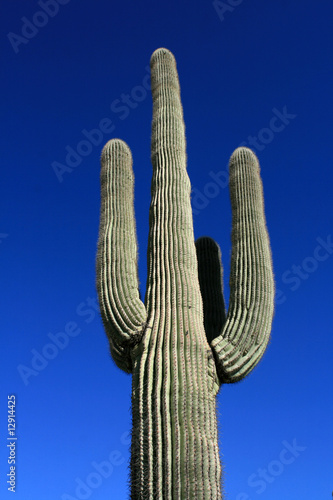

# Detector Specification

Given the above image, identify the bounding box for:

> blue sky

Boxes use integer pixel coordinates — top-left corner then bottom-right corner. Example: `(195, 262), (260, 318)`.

(1, 1), (332, 499)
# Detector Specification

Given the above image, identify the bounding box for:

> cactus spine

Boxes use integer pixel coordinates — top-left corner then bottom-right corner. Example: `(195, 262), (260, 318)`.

(96, 48), (275, 499)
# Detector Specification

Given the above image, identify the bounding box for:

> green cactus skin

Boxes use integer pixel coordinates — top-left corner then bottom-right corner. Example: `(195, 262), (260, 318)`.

(96, 48), (275, 499)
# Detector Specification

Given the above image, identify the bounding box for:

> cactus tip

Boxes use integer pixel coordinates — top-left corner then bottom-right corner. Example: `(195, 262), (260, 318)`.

(101, 138), (131, 158)
(231, 146), (257, 159)
(150, 47), (176, 66)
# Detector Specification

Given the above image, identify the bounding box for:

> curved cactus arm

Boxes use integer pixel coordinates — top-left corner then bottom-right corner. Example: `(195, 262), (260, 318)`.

(96, 139), (147, 373)
(208, 147), (275, 383)
(196, 236), (227, 344)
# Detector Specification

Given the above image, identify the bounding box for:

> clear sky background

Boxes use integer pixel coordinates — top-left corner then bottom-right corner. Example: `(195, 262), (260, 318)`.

(1, 1), (333, 499)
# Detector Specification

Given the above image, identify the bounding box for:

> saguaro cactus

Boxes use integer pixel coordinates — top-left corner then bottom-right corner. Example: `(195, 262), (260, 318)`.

(96, 48), (274, 499)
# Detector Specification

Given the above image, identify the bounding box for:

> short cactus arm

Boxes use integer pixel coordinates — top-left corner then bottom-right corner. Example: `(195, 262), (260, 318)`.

(96, 139), (147, 373)
(195, 236), (227, 345)
(198, 147), (275, 383)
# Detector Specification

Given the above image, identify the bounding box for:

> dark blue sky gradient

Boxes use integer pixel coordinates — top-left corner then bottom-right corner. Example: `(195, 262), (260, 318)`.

(1, 1), (332, 499)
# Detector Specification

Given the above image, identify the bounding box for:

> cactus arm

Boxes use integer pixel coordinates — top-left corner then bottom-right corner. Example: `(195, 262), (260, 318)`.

(200, 148), (275, 383)
(195, 236), (227, 344)
(96, 139), (147, 373)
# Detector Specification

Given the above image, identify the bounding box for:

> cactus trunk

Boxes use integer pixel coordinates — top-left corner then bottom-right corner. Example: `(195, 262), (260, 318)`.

(130, 327), (221, 499)
(129, 48), (221, 499)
